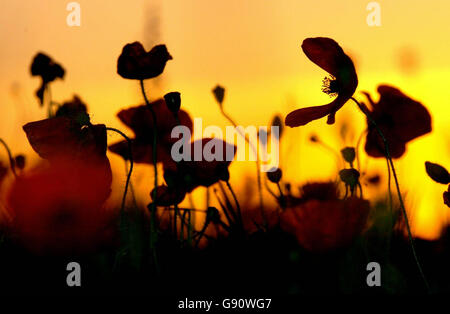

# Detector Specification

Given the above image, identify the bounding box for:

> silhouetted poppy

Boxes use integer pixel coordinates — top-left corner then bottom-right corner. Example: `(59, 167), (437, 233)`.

(30, 52), (65, 105)
(30, 53), (65, 83)
(163, 138), (236, 192)
(7, 158), (114, 254)
(363, 85), (432, 158)
(280, 182), (370, 252)
(117, 42), (172, 80)
(23, 117), (107, 164)
(285, 37), (358, 127)
(108, 99), (193, 164)
(150, 185), (186, 206)
(55, 95), (89, 125)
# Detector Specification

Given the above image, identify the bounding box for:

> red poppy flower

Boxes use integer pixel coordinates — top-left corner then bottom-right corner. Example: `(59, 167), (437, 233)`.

(280, 182), (370, 252)
(285, 37), (358, 127)
(163, 138), (237, 192)
(8, 116), (113, 254)
(7, 159), (114, 254)
(444, 185), (449, 208)
(363, 85), (432, 158)
(117, 42), (172, 80)
(108, 99), (193, 164)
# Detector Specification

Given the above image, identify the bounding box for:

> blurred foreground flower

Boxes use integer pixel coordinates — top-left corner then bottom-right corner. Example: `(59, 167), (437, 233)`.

(7, 159), (115, 254)
(363, 85), (432, 158)
(108, 99), (193, 164)
(280, 182), (370, 252)
(7, 116), (114, 254)
(285, 37), (358, 127)
(117, 42), (172, 80)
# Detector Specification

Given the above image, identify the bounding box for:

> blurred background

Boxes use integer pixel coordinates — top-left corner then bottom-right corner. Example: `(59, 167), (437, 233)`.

(0, 0), (449, 239)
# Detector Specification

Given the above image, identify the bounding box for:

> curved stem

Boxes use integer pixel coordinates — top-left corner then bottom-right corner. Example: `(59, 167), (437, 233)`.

(351, 97), (430, 293)
(0, 138), (17, 178)
(106, 127), (133, 214)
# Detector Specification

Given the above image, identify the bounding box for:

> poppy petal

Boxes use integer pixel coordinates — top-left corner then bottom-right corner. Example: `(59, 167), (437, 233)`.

(285, 103), (334, 127)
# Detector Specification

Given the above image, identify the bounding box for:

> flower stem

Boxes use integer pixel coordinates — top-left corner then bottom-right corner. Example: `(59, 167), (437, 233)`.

(0, 138), (17, 178)
(351, 97), (430, 293)
(219, 107), (265, 225)
(139, 79), (159, 271)
(106, 127), (133, 215)
(225, 180), (243, 227)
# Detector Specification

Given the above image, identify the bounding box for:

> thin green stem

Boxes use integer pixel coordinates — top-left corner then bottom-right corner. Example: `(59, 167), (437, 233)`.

(351, 97), (430, 293)
(106, 127), (133, 214)
(0, 138), (17, 178)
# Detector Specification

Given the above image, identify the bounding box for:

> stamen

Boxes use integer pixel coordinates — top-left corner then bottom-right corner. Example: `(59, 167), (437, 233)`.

(321, 76), (339, 97)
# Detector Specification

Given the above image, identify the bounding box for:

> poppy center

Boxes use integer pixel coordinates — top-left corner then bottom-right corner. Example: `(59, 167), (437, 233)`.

(321, 76), (340, 97)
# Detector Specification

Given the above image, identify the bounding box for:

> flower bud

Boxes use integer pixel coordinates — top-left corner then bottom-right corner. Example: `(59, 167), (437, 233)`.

(425, 161), (450, 184)
(164, 92), (181, 114)
(267, 167), (282, 183)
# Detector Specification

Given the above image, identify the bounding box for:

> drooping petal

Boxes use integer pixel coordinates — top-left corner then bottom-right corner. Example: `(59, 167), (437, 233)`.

(285, 103), (335, 127)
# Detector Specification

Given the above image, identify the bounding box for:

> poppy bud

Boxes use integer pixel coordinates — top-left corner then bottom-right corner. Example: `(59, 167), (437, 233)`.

(212, 85), (225, 107)
(425, 162), (450, 184)
(341, 147), (356, 164)
(164, 92), (181, 115)
(271, 115), (284, 139)
(267, 168), (282, 183)
(14, 154), (26, 170)
(206, 206), (221, 224)
(309, 134), (319, 143)
(339, 168), (360, 188)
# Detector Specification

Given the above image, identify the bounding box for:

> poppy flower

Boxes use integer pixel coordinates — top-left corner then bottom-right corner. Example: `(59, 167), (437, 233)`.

(163, 138), (237, 193)
(363, 85), (432, 158)
(280, 182), (370, 252)
(117, 42), (172, 80)
(108, 99), (193, 164)
(150, 185), (186, 206)
(285, 37), (358, 127)
(55, 95), (89, 124)
(7, 158), (114, 254)
(30, 52), (65, 105)
(23, 117), (107, 164)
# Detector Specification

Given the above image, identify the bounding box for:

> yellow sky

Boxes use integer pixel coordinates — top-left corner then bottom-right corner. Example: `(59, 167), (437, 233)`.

(0, 0), (449, 238)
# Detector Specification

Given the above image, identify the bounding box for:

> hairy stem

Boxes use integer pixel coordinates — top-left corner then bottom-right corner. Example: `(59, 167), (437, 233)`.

(106, 127), (133, 214)
(351, 97), (430, 292)
(219, 108), (265, 225)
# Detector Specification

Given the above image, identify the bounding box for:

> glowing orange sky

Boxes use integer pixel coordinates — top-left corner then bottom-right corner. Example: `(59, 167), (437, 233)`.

(0, 0), (449, 238)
